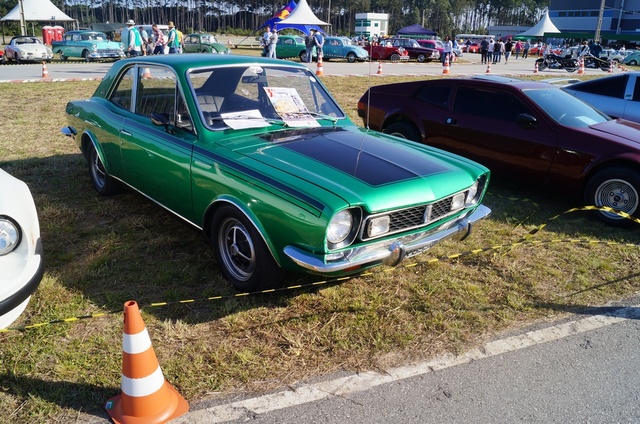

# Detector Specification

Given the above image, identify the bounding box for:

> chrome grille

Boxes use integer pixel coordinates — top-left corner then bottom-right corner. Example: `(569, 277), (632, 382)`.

(361, 196), (460, 241)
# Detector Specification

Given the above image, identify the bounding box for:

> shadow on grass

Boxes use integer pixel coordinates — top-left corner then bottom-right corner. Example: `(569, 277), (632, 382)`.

(0, 373), (114, 420)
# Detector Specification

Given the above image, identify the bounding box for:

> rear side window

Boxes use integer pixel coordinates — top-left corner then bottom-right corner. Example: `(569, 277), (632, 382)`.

(416, 84), (451, 108)
(453, 86), (531, 122)
(573, 75), (628, 99)
(633, 77), (640, 102)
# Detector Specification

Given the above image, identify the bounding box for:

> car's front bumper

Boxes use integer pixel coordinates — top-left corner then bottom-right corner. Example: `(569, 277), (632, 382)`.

(284, 204), (490, 274)
(91, 50), (125, 59)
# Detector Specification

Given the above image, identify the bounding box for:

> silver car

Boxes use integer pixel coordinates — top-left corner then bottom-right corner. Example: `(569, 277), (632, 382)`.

(562, 72), (640, 123)
(2, 36), (54, 63)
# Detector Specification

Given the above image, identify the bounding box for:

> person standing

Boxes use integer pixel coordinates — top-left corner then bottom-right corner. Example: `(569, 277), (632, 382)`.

(304, 31), (315, 63)
(267, 28), (278, 58)
(493, 38), (503, 63)
(125, 20), (142, 57)
(138, 26), (149, 55)
(176, 27), (184, 53)
(151, 24), (165, 54)
(262, 25), (272, 57)
(523, 40), (530, 59)
(167, 21), (179, 54)
(442, 35), (453, 66)
(514, 40), (522, 59)
(480, 37), (489, 64)
(504, 38), (513, 64)
(487, 39), (495, 64)
(313, 29), (324, 59)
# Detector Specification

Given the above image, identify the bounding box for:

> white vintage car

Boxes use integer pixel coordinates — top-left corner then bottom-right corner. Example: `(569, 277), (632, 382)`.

(2, 36), (54, 63)
(0, 168), (44, 329)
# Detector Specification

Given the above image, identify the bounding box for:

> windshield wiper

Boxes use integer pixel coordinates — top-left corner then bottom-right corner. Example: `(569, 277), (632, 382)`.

(306, 112), (339, 125)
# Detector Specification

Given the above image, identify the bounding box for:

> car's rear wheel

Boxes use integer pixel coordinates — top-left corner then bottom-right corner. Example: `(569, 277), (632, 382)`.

(628, 59), (638, 66)
(87, 143), (119, 196)
(417, 53), (426, 63)
(299, 52), (307, 62)
(59, 53), (68, 61)
(212, 205), (283, 292)
(384, 121), (421, 143)
(346, 52), (356, 63)
(390, 53), (400, 62)
(584, 166), (640, 227)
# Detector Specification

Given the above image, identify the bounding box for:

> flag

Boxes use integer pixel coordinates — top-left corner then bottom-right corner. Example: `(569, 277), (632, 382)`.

(274, 0), (296, 20)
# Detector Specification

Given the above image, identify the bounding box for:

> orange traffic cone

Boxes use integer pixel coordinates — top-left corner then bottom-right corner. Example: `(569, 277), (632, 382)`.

(533, 62), (538, 74)
(377, 61), (382, 74)
(105, 301), (189, 424)
(142, 67), (152, 79)
(577, 57), (585, 74)
(316, 55), (324, 76)
(485, 63), (491, 74)
(608, 62), (613, 73)
(41, 61), (49, 78)
(442, 56), (450, 75)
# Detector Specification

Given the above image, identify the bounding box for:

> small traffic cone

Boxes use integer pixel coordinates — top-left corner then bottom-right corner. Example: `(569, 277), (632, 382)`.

(376, 61), (382, 74)
(316, 55), (324, 76)
(608, 62), (613, 73)
(485, 63), (491, 74)
(105, 300), (189, 424)
(442, 56), (450, 75)
(577, 58), (584, 75)
(533, 62), (538, 74)
(41, 61), (49, 78)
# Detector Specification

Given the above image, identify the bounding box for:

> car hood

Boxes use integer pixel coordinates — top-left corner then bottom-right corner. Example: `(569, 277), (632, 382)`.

(16, 44), (49, 53)
(590, 119), (640, 146)
(227, 126), (485, 212)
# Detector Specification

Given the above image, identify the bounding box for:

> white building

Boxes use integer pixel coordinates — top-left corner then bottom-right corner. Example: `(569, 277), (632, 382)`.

(354, 13), (389, 38)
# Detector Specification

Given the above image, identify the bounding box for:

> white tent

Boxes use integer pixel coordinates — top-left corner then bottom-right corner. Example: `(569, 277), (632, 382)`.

(0, 0), (75, 22)
(516, 11), (560, 38)
(276, 0), (329, 27)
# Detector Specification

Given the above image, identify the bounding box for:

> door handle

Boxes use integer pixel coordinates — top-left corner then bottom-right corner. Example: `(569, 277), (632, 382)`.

(119, 129), (132, 137)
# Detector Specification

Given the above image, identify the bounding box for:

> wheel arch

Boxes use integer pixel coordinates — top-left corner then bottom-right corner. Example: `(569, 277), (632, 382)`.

(380, 112), (423, 139)
(581, 158), (640, 195)
(80, 131), (110, 170)
(202, 197), (282, 266)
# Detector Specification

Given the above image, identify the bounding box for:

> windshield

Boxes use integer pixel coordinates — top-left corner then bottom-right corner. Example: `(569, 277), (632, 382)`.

(189, 65), (345, 129)
(522, 87), (610, 128)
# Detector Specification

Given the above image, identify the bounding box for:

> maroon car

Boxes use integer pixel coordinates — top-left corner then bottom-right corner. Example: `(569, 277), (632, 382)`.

(357, 76), (640, 226)
(382, 38), (440, 62)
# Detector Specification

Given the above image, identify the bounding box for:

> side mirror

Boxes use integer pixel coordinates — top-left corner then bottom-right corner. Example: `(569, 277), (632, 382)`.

(150, 112), (175, 134)
(516, 113), (538, 129)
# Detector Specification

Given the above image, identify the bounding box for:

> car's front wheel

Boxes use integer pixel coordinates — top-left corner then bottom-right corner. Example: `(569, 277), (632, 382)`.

(384, 121), (421, 143)
(83, 50), (92, 62)
(584, 166), (640, 226)
(212, 205), (283, 292)
(87, 143), (119, 196)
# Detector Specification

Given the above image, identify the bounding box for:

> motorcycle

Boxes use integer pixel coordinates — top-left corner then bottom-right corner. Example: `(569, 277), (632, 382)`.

(535, 53), (579, 72)
(580, 53), (613, 71)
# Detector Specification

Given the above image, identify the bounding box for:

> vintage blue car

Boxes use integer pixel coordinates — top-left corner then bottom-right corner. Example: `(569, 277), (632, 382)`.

(62, 55), (490, 292)
(52, 30), (125, 61)
(323, 36), (369, 63)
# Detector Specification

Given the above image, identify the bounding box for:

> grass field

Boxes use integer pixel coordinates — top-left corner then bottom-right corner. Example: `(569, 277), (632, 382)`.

(0, 73), (639, 423)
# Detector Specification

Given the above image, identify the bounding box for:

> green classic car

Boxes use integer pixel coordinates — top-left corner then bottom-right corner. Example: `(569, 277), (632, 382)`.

(274, 34), (316, 62)
(183, 33), (232, 54)
(52, 30), (125, 61)
(61, 55), (490, 292)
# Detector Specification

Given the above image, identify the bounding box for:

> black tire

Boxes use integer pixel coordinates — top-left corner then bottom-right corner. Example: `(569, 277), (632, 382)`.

(535, 59), (547, 71)
(417, 53), (426, 63)
(83, 50), (92, 62)
(390, 53), (400, 62)
(60, 53), (68, 61)
(584, 167), (640, 227)
(565, 67), (577, 73)
(299, 51), (307, 62)
(87, 143), (119, 196)
(211, 205), (283, 292)
(384, 121), (421, 143)
(629, 59), (638, 66)
(346, 52), (356, 63)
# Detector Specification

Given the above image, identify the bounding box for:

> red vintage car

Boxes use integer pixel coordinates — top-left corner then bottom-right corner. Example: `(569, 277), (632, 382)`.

(364, 42), (410, 62)
(357, 76), (640, 226)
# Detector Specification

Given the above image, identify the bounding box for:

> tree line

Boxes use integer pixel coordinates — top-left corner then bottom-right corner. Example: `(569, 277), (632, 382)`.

(0, 0), (549, 37)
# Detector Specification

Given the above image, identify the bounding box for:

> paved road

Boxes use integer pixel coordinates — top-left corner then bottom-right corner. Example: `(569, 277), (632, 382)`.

(0, 54), (618, 82)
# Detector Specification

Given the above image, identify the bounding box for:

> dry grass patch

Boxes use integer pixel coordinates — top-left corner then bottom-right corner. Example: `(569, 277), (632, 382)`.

(0, 76), (639, 422)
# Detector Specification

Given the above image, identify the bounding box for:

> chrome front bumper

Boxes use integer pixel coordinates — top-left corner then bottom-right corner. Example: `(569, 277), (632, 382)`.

(284, 204), (491, 274)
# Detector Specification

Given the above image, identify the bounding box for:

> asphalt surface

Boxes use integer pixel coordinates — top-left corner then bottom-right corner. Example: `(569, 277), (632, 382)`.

(0, 53), (621, 82)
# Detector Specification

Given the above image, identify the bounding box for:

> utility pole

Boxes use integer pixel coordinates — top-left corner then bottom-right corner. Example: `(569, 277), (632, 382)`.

(19, 0), (27, 35)
(594, 0), (605, 42)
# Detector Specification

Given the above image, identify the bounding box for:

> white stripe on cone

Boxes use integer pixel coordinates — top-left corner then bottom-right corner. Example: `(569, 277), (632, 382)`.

(121, 365), (166, 397)
(123, 328), (153, 354)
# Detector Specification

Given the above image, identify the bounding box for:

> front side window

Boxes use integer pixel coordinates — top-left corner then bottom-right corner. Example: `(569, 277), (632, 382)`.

(524, 87), (609, 128)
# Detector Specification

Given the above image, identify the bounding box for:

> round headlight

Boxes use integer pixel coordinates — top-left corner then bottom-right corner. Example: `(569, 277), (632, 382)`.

(0, 217), (20, 256)
(327, 210), (353, 244)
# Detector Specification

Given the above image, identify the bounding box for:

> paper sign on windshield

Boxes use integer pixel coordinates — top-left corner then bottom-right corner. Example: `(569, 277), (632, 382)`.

(263, 87), (320, 128)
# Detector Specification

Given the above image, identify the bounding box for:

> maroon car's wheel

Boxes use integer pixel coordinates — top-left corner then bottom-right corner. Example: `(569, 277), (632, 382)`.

(417, 54), (426, 63)
(384, 121), (421, 143)
(212, 205), (283, 292)
(584, 167), (640, 227)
